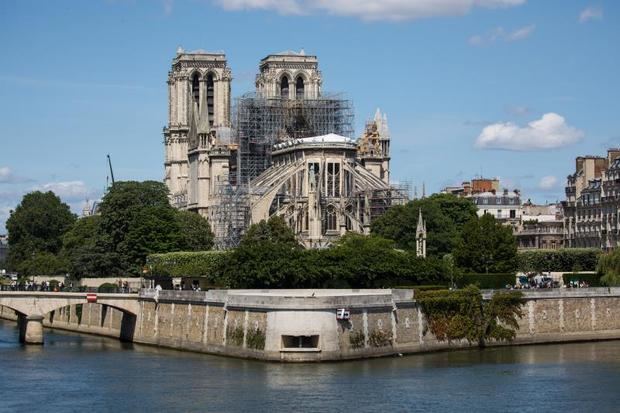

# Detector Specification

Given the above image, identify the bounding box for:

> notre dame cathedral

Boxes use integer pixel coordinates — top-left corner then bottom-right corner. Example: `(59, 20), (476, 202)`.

(163, 48), (406, 248)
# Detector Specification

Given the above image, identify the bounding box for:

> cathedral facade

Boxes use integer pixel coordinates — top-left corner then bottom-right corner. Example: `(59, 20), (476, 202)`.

(163, 48), (405, 248)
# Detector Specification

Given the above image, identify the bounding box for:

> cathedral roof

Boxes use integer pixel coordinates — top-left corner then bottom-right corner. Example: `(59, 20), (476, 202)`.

(272, 133), (354, 150)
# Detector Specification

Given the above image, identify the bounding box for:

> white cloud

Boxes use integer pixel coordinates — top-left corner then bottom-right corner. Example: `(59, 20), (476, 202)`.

(469, 24), (535, 46)
(506, 24), (535, 40)
(0, 167), (12, 183)
(36, 181), (95, 202)
(579, 6), (603, 23)
(538, 176), (558, 190)
(214, 0), (526, 21)
(475, 113), (584, 151)
(0, 166), (32, 184)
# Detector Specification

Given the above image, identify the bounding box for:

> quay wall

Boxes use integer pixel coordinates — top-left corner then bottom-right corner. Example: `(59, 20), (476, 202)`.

(2, 288), (620, 361)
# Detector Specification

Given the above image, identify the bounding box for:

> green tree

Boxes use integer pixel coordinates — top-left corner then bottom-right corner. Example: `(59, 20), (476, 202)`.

(371, 193), (477, 257)
(454, 214), (517, 273)
(319, 233), (446, 288)
(61, 215), (123, 278)
(17, 252), (70, 276)
(175, 210), (215, 251)
(118, 205), (182, 274)
(240, 216), (299, 247)
(61, 180), (206, 277)
(98, 181), (171, 248)
(597, 249), (620, 286)
(220, 217), (302, 288)
(96, 181), (182, 275)
(6, 191), (76, 271)
(317, 233), (405, 288)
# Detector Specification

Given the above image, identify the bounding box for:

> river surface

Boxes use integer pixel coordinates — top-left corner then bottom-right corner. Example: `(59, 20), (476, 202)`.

(1, 320), (620, 412)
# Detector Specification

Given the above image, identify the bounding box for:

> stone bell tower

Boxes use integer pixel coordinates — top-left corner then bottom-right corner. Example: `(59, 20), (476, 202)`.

(255, 50), (322, 99)
(163, 47), (232, 206)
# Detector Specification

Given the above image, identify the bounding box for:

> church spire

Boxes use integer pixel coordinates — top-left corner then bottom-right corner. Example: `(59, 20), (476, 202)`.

(416, 209), (427, 258)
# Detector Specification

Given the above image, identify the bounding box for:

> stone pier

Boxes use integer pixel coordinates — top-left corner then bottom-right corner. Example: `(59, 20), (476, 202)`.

(18, 314), (44, 344)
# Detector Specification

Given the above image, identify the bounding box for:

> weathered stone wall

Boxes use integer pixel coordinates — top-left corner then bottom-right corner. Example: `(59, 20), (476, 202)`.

(3, 289), (620, 362)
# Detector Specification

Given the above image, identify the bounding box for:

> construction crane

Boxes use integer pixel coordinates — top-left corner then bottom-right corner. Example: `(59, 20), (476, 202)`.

(107, 154), (115, 186)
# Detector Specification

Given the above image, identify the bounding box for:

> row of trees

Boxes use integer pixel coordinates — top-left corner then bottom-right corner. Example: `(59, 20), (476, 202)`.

(219, 219), (447, 288)
(372, 194), (518, 274)
(147, 208), (519, 289)
(7, 183), (521, 284)
(6, 181), (214, 277)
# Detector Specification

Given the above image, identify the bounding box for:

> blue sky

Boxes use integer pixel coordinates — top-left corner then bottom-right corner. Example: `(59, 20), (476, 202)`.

(0, 0), (618, 230)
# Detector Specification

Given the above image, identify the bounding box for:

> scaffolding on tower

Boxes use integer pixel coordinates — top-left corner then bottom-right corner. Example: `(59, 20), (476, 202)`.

(234, 92), (354, 186)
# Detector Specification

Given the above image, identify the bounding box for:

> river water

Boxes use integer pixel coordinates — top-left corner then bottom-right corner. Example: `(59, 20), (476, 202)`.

(1, 320), (620, 412)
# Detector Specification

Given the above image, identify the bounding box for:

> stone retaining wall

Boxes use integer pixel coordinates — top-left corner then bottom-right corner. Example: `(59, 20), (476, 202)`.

(2, 288), (620, 361)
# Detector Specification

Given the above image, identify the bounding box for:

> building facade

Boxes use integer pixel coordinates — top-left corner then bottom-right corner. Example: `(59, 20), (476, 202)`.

(563, 149), (620, 249)
(163, 48), (405, 248)
(515, 203), (564, 250)
(442, 178), (521, 227)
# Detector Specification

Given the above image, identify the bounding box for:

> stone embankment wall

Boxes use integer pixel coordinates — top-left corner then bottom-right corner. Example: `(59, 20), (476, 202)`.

(2, 288), (620, 361)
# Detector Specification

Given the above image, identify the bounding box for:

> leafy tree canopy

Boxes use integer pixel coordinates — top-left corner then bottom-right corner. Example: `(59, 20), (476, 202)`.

(98, 181), (171, 248)
(241, 216), (299, 248)
(16, 252), (70, 277)
(117, 205), (182, 274)
(454, 213), (517, 274)
(175, 210), (215, 251)
(61, 181), (215, 277)
(220, 216), (301, 288)
(598, 249), (620, 286)
(371, 193), (477, 257)
(6, 191), (76, 270)
(61, 215), (123, 278)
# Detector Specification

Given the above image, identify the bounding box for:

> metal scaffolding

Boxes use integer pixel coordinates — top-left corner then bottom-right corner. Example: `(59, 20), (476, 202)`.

(234, 93), (354, 186)
(211, 176), (250, 250)
(360, 184), (410, 223)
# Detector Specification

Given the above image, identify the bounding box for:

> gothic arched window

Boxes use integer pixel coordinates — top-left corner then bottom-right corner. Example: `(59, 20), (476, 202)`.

(280, 76), (289, 99)
(322, 205), (337, 233)
(206, 73), (214, 126)
(295, 76), (305, 99)
(191, 73), (200, 108)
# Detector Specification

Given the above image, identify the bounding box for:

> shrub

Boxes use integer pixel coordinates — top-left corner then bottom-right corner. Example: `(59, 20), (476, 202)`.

(597, 249), (620, 286)
(518, 249), (600, 273)
(417, 286), (524, 346)
(146, 251), (227, 280)
(368, 329), (392, 347)
(349, 330), (365, 349)
(226, 325), (244, 347)
(98, 283), (118, 293)
(455, 273), (515, 289)
(562, 273), (602, 287)
(246, 328), (265, 350)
